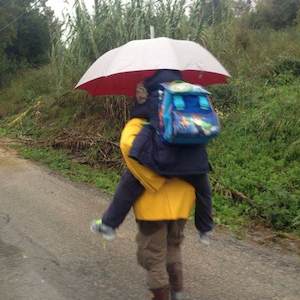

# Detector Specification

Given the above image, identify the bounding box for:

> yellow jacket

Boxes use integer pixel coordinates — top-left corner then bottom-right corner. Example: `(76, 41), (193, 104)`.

(120, 118), (195, 221)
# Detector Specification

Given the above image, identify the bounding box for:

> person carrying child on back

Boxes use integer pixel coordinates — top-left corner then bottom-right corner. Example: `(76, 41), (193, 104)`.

(91, 69), (219, 244)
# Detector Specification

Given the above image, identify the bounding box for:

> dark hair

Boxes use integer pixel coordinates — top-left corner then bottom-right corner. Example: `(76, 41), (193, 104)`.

(144, 69), (182, 92)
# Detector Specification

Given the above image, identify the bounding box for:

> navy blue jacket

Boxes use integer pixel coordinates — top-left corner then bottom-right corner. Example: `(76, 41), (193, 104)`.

(129, 70), (210, 176)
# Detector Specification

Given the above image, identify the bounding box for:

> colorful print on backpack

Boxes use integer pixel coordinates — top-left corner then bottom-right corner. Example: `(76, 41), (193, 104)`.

(158, 81), (220, 144)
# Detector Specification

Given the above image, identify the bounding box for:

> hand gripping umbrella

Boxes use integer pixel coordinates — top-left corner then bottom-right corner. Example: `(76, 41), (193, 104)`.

(75, 37), (230, 97)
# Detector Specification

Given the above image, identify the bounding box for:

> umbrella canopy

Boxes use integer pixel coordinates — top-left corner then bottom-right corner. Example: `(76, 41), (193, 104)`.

(75, 37), (230, 97)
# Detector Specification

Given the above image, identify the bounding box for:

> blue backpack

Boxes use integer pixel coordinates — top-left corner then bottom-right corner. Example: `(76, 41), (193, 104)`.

(158, 81), (220, 144)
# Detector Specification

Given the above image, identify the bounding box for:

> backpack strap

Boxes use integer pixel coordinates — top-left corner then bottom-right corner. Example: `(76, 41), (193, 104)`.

(198, 95), (210, 110)
(173, 95), (185, 110)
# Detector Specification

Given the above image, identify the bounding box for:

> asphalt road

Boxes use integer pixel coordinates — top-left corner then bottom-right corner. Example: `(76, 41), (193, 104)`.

(0, 141), (299, 300)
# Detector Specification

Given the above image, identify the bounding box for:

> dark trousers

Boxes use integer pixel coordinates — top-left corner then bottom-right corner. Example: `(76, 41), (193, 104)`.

(102, 169), (213, 233)
(102, 170), (144, 228)
(181, 174), (213, 233)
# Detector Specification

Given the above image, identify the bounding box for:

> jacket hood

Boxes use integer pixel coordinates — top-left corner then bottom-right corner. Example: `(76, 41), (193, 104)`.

(144, 69), (182, 93)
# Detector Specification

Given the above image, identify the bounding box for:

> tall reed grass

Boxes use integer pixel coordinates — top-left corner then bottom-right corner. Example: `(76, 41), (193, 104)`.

(49, 0), (300, 97)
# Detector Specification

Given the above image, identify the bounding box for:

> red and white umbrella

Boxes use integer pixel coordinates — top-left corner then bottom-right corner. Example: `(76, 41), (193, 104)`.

(75, 37), (230, 97)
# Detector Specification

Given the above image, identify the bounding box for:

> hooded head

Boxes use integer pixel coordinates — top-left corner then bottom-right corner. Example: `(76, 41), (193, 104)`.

(132, 70), (181, 124)
(143, 69), (182, 93)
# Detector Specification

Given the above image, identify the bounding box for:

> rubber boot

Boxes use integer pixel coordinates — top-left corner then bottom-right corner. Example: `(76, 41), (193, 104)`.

(150, 286), (170, 300)
(167, 263), (183, 300)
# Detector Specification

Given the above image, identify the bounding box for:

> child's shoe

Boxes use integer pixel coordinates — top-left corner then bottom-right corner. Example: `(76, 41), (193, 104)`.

(90, 219), (116, 241)
(199, 230), (213, 245)
(171, 291), (184, 300)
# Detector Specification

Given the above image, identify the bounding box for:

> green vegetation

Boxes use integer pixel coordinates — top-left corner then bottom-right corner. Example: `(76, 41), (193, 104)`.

(0, 0), (58, 86)
(0, 0), (299, 236)
(0, 127), (8, 137)
(210, 79), (300, 234)
(13, 145), (119, 194)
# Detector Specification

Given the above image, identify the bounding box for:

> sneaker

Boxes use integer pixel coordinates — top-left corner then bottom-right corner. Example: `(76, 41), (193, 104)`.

(171, 291), (184, 300)
(199, 230), (213, 246)
(90, 219), (116, 241)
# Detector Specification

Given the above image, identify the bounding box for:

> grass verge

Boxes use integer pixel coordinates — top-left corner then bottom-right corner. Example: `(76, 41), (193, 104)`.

(11, 144), (120, 194)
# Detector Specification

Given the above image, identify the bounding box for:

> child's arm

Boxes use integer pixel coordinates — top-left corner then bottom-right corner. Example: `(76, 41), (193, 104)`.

(120, 118), (166, 193)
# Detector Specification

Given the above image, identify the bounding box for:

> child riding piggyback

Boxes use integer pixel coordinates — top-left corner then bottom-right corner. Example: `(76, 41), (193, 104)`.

(91, 69), (216, 245)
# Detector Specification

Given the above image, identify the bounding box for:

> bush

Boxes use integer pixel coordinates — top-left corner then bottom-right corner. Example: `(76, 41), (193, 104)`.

(209, 78), (300, 233)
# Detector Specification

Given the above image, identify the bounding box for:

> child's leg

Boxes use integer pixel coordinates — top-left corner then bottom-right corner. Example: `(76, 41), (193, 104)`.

(102, 169), (145, 229)
(182, 174), (213, 233)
